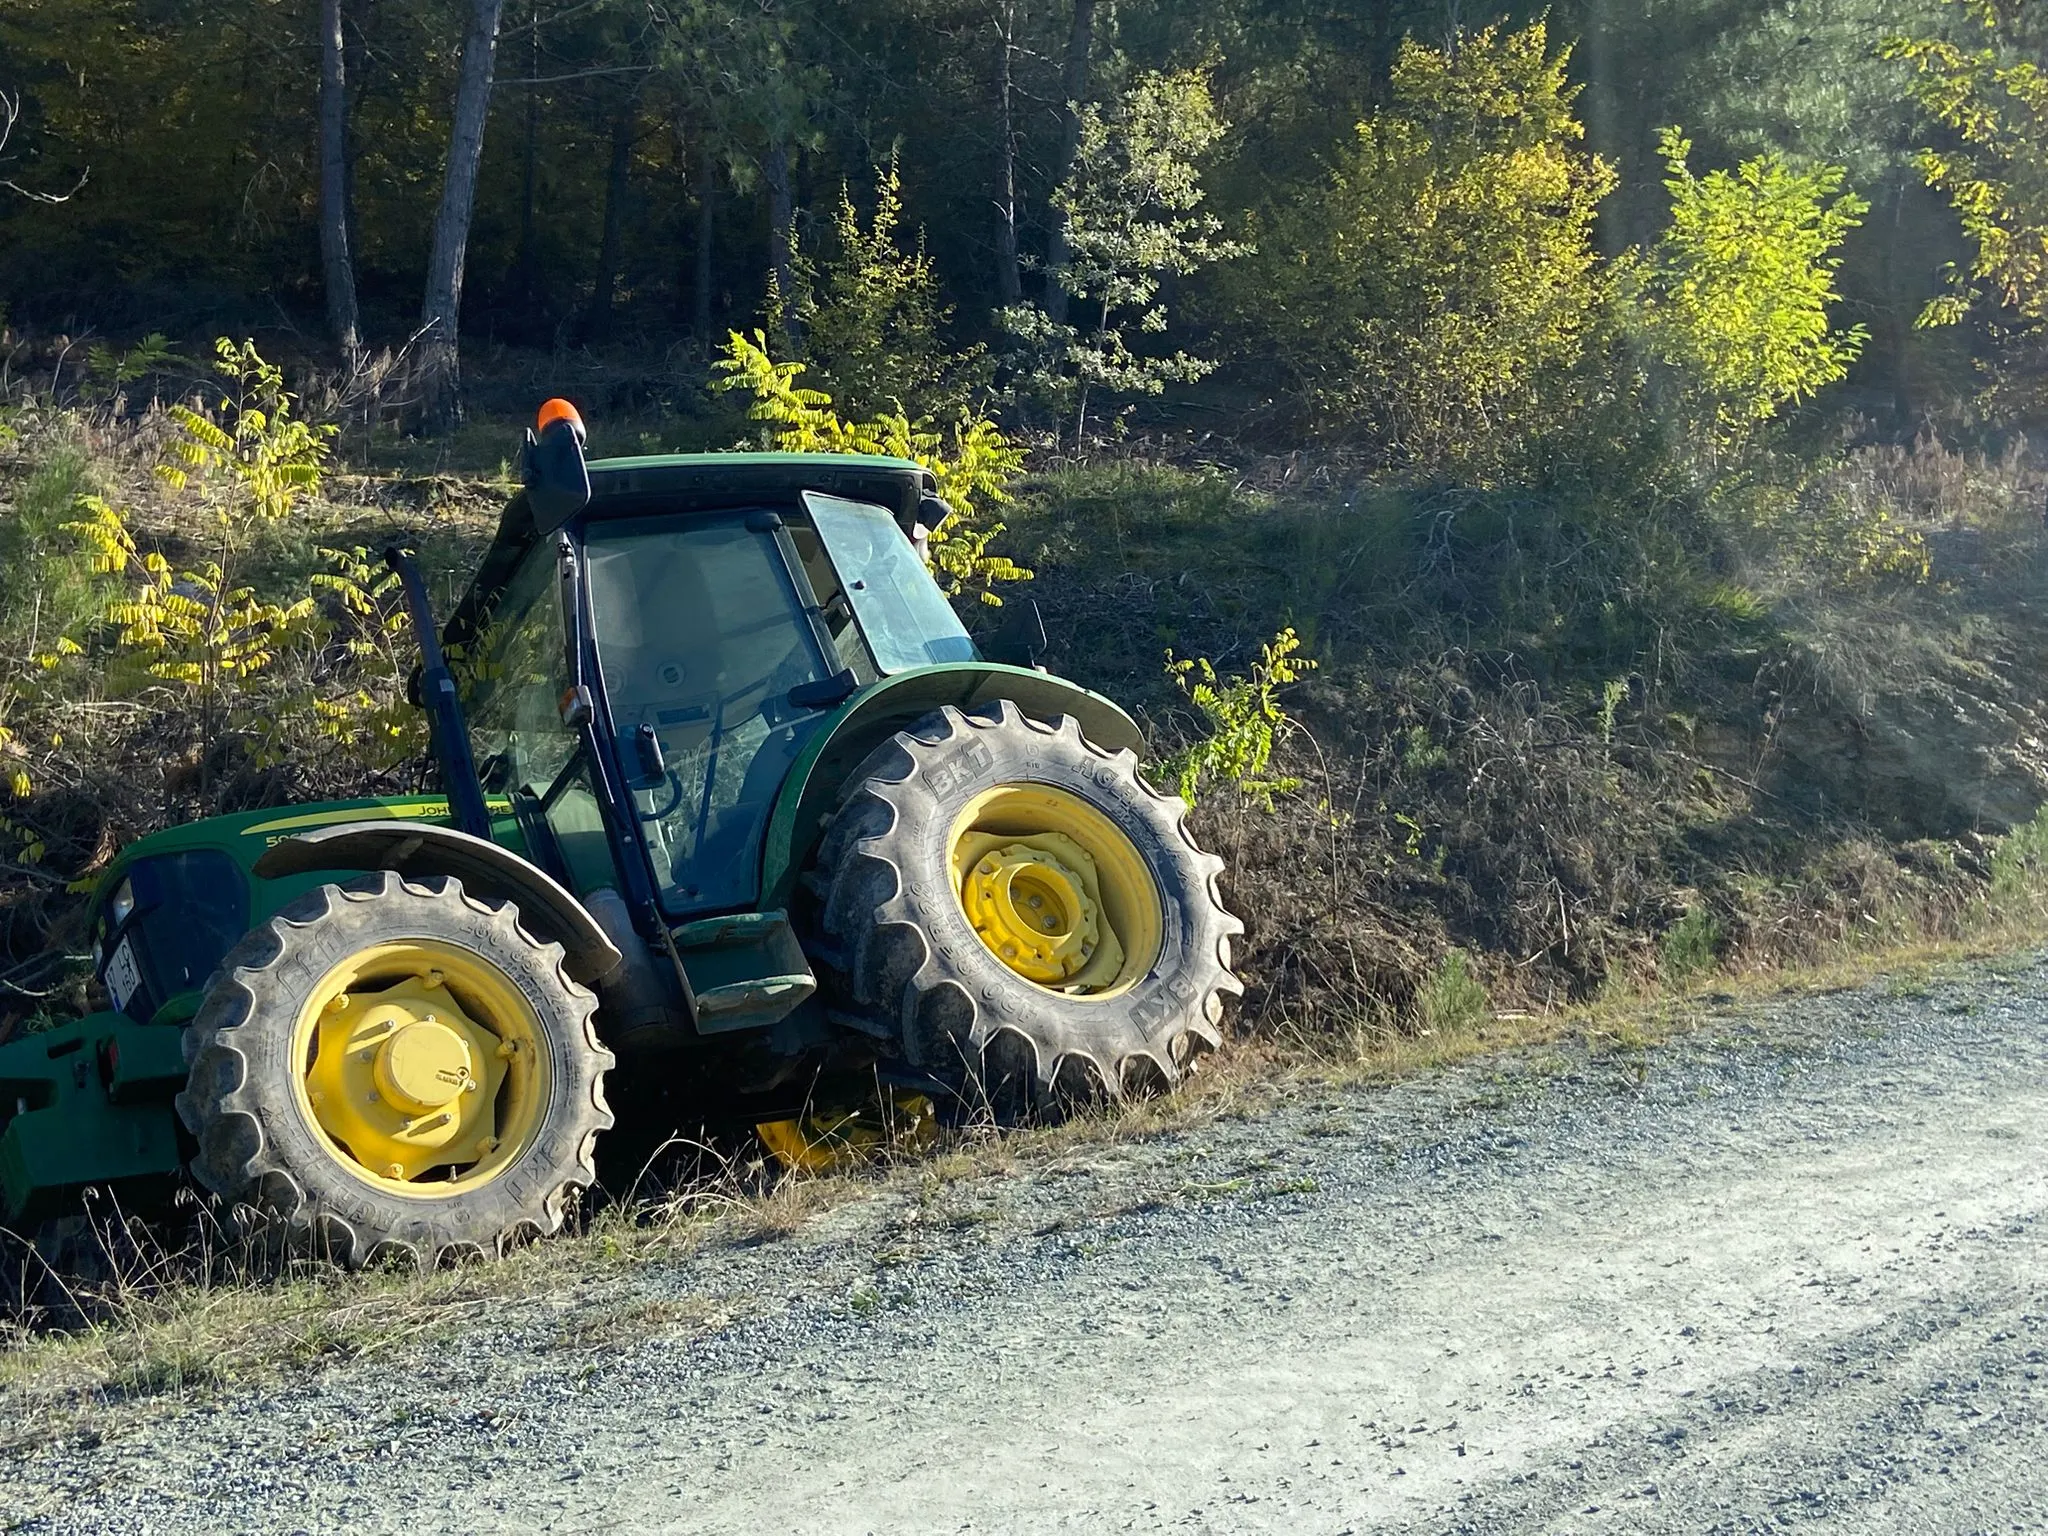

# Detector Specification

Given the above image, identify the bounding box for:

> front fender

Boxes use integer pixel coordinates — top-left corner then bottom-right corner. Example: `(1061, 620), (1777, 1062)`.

(758, 662), (1145, 909)
(251, 823), (623, 984)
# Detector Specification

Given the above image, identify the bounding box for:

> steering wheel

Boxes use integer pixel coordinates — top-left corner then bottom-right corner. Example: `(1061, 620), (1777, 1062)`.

(634, 769), (686, 823)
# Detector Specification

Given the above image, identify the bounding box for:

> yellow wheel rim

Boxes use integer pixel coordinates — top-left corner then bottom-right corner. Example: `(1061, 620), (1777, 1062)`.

(948, 784), (1163, 997)
(289, 941), (550, 1198)
(757, 1092), (938, 1174)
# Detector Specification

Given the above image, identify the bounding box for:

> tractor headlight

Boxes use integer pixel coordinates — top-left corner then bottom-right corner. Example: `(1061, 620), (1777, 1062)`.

(108, 878), (136, 930)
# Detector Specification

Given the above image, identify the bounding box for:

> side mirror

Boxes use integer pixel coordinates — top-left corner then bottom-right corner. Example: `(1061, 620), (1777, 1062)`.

(988, 598), (1048, 670)
(524, 398), (591, 532)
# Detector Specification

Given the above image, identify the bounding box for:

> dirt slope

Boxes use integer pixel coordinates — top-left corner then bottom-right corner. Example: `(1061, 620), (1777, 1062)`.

(8, 959), (2048, 1533)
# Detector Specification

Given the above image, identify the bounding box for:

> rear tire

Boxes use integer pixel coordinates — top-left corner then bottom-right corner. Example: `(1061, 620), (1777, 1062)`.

(176, 872), (613, 1268)
(813, 701), (1241, 1111)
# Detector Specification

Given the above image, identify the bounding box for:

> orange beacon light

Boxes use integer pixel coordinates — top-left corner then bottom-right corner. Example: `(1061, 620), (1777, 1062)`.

(536, 398), (585, 442)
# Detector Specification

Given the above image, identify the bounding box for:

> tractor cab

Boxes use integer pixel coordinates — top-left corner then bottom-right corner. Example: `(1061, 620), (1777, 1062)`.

(453, 424), (977, 927)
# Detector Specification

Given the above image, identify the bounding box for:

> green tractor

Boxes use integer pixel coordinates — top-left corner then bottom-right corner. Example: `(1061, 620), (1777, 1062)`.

(0, 403), (1240, 1267)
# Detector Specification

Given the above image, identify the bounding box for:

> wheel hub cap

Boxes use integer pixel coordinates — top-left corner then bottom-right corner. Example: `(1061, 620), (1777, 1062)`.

(373, 1019), (473, 1114)
(960, 832), (1109, 985)
(303, 972), (510, 1182)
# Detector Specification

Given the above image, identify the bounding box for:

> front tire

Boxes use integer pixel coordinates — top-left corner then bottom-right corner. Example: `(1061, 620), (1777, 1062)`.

(813, 701), (1242, 1108)
(176, 872), (614, 1268)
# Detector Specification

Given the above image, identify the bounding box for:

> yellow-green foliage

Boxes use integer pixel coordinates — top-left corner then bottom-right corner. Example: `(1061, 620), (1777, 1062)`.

(776, 157), (987, 421)
(713, 329), (1030, 603)
(1641, 128), (1869, 432)
(1246, 21), (1613, 474)
(50, 496), (314, 694)
(1718, 471), (1931, 586)
(1884, 4), (2048, 411)
(291, 546), (422, 772)
(1160, 627), (1313, 808)
(156, 338), (334, 523)
(36, 343), (418, 791)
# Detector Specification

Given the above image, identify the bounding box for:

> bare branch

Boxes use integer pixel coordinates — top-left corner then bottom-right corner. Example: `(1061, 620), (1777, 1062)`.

(496, 64), (655, 87)
(0, 89), (89, 205)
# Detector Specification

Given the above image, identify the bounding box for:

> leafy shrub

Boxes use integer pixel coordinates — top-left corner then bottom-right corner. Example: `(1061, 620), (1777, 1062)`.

(1001, 68), (1245, 442)
(1635, 128), (1869, 434)
(775, 157), (991, 422)
(1990, 803), (2048, 910)
(33, 342), (418, 806)
(1418, 950), (1491, 1034)
(1657, 906), (1723, 986)
(1884, 5), (2048, 413)
(1159, 628), (1313, 808)
(1238, 20), (1613, 476)
(156, 339), (334, 524)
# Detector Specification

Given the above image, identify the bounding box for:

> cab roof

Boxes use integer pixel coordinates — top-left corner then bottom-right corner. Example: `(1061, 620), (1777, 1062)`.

(443, 451), (933, 655)
(584, 452), (930, 525)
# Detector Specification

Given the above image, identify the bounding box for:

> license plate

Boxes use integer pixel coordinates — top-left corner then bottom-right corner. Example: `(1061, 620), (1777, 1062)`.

(105, 936), (143, 1011)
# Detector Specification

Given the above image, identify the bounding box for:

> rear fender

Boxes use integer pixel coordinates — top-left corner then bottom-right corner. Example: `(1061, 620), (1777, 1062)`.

(251, 823), (623, 985)
(759, 663), (1145, 909)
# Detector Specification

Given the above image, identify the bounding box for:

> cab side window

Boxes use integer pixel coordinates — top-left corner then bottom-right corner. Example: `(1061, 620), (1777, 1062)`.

(461, 553), (573, 797)
(459, 557), (615, 894)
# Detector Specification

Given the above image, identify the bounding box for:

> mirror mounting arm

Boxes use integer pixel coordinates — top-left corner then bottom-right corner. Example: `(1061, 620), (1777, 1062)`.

(385, 546), (493, 841)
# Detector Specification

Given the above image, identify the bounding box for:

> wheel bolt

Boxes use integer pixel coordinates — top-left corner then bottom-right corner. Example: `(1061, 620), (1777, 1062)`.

(386, 1163), (404, 1178)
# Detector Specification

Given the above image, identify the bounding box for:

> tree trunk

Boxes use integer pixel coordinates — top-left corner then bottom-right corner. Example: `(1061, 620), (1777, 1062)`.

(765, 135), (796, 350)
(993, 1), (1022, 306)
(416, 0), (505, 435)
(581, 103), (635, 344)
(1042, 0), (1096, 324)
(318, 0), (361, 360)
(694, 138), (716, 352)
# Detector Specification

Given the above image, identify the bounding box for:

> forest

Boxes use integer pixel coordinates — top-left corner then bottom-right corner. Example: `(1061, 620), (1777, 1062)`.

(3, 0), (2048, 1037)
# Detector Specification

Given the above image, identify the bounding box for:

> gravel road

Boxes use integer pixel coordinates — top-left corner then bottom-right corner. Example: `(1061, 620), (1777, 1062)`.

(8, 956), (2048, 1534)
